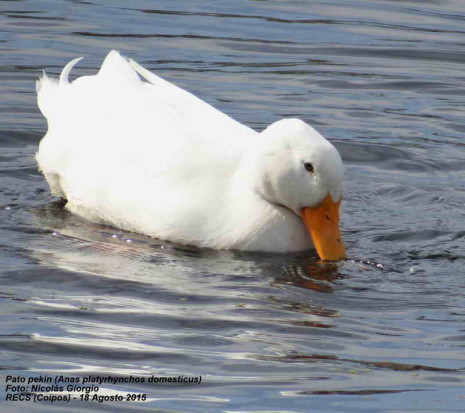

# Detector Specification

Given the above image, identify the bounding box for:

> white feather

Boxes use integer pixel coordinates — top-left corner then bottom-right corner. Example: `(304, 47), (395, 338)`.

(36, 51), (344, 252)
(59, 57), (83, 85)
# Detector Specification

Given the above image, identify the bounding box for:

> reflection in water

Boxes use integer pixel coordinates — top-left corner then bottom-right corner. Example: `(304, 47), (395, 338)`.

(274, 262), (341, 293)
(257, 353), (462, 373)
(32, 200), (344, 284)
(31, 200), (343, 319)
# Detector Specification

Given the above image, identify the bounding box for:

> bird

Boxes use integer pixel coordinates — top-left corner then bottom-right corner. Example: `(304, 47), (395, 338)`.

(36, 50), (346, 260)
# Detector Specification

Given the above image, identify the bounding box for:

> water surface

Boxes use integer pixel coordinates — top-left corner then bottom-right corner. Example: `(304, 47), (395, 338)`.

(1, 0), (465, 412)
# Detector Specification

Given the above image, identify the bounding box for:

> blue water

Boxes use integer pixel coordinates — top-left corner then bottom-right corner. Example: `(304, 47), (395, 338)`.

(1, 1), (465, 412)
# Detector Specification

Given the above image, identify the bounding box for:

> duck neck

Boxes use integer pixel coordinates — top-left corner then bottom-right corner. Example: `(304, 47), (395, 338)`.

(224, 153), (299, 251)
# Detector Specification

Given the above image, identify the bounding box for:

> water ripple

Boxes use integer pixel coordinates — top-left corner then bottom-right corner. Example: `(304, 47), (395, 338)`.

(1, 0), (465, 412)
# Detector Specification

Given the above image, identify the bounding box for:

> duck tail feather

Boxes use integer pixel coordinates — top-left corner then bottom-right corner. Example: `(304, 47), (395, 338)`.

(36, 70), (48, 93)
(99, 50), (140, 83)
(59, 56), (84, 85)
(128, 58), (168, 86)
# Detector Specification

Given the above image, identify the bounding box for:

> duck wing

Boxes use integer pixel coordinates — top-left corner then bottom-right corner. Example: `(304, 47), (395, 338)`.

(37, 51), (257, 182)
(36, 51), (258, 241)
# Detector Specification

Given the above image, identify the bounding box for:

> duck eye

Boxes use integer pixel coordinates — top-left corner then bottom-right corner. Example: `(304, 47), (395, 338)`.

(304, 162), (314, 173)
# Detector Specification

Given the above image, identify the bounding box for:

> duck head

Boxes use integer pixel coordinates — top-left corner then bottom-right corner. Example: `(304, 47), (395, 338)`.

(252, 118), (346, 261)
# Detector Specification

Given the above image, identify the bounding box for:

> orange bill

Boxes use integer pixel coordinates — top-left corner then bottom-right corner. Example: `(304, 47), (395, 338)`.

(301, 194), (346, 261)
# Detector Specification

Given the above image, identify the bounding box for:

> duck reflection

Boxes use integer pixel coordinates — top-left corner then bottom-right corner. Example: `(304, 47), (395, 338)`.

(31, 201), (342, 324)
(273, 259), (344, 294)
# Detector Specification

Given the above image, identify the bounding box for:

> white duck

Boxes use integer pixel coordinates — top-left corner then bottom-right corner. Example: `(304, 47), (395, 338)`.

(36, 51), (346, 260)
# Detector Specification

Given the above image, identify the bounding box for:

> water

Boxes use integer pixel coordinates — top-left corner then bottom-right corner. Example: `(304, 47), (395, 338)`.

(1, 0), (465, 411)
